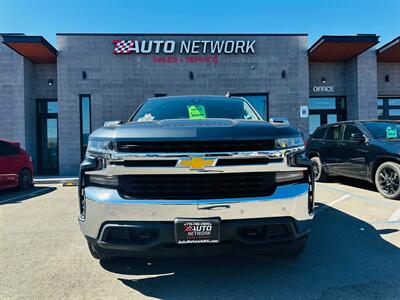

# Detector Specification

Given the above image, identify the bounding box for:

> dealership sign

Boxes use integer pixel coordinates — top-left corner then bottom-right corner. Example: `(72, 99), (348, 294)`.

(113, 39), (256, 54)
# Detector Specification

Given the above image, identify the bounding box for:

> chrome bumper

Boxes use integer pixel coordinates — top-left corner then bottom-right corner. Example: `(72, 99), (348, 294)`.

(79, 182), (313, 239)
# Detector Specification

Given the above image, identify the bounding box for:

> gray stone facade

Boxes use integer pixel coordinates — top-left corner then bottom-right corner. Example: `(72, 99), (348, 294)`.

(56, 34), (309, 175)
(1, 34), (399, 175)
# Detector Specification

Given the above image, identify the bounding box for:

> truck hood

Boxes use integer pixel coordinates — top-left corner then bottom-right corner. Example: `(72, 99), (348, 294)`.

(89, 119), (302, 141)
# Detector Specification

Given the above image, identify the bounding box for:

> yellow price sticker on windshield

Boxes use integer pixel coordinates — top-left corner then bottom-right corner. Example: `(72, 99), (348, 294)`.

(188, 105), (206, 119)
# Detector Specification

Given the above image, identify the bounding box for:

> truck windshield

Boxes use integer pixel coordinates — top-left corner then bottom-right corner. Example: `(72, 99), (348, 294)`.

(363, 121), (400, 140)
(130, 97), (260, 122)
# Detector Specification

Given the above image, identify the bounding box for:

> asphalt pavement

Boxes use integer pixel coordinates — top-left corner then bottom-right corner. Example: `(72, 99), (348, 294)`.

(1, 178), (400, 299)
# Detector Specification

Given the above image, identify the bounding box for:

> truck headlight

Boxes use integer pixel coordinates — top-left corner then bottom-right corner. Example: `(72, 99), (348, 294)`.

(275, 137), (304, 149)
(87, 139), (114, 154)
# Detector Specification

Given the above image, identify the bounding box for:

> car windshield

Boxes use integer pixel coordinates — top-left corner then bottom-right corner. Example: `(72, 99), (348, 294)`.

(130, 97), (260, 122)
(362, 121), (400, 140)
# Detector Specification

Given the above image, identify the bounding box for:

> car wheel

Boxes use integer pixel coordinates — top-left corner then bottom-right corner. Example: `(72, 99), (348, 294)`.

(375, 162), (400, 200)
(87, 241), (115, 260)
(311, 157), (327, 182)
(18, 168), (33, 190)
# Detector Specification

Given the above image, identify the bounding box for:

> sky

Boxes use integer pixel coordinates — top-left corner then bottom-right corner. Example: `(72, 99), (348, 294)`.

(0, 0), (399, 47)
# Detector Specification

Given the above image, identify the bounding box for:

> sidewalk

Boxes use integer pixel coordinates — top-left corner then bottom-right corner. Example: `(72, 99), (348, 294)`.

(33, 176), (78, 185)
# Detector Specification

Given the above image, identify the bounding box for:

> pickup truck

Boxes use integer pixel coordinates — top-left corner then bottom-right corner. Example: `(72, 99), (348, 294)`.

(78, 95), (314, 259)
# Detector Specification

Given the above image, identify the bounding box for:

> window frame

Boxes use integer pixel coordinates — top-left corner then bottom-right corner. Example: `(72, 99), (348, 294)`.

(79, 94), (92, 160)
(325, 124), (342, 141)
(343, 124), (363, 141)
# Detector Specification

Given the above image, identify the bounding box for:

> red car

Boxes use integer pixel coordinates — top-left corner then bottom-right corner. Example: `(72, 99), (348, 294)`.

(0, 139), (34, 191)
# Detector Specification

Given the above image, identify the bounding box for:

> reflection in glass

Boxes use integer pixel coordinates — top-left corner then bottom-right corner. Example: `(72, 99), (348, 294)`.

(47, 102), (58, 113)
(46, 119), (58, 170)
(389, 109), (400, 116)
(240, 95), (267, 119)
(81, 96), (92, 159)
(327, 114), (337, 124)
(389, 99), (400, 106)
(377, 99), (383, 106)
(309, 115), (321, 134)
(309, 98), (336, 110)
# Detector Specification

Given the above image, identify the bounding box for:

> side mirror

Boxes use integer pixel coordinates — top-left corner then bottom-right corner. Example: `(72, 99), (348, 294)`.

(103, 120), (123, 127)
(350, 132), (365, 142)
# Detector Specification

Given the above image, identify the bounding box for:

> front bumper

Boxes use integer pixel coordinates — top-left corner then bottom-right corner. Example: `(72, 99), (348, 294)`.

(80, 182), (313, 241)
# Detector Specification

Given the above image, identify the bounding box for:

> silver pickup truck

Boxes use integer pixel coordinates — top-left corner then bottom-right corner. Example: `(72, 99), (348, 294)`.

(78, 95), (314, 259)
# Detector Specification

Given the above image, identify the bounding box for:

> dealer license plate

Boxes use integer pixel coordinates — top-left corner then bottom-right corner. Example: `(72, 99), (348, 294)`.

(174, 218), (220, 244)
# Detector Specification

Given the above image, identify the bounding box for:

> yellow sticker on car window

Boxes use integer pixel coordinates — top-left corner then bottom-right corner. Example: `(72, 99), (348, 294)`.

(386, 126), (398, 139)
(188, 105), (206, 119)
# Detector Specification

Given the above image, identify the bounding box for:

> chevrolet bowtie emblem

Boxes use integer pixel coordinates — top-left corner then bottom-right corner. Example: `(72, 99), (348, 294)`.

(176, 157), (218, 170)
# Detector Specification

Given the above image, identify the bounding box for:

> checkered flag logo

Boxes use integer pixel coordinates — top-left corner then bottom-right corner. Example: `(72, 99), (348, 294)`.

(113, 40), (135, 54)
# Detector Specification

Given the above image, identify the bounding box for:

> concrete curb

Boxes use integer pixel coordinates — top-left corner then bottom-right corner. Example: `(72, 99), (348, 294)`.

(33, 177), (78, 186)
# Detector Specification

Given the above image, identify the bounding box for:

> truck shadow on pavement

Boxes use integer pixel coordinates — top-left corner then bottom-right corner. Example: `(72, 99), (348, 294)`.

(0, 186), (56, 205)
(100, 205), (400, 299)
(325, 176), (377, 192)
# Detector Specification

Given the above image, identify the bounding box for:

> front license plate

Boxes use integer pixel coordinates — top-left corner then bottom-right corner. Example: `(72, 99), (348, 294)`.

(174, 218), (220, 244)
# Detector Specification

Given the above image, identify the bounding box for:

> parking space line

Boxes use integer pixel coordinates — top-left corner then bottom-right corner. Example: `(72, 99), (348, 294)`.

(315, 194), (350, 214)
(388, 208), (400, 222)
(0, 187), (55, 204)
(316, 183), (400, 209)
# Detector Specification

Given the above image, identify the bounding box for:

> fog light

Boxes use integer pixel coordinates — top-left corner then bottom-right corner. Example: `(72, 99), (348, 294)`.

(89, 175), (119, 186)
(275, 171), (304, 183)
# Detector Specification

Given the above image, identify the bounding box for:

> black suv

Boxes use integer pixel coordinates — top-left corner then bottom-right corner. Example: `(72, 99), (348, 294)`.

(306, 120), (400, 199)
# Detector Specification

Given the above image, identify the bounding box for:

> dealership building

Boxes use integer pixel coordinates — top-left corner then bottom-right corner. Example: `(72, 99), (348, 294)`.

(0, 33), (399, 175)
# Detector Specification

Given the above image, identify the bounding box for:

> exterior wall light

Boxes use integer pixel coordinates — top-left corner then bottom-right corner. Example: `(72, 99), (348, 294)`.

(189, 71), (194, 80)
(82, 71), (87, 80)
(250, 65), (256, 70)
(321, 77), (327, 84)
(48, 79), (53, 86)
(281, 70), (286, 79)
(385, 75), (390, 82)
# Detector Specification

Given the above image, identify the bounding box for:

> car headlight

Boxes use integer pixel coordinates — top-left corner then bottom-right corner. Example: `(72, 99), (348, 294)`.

(275, 137), (304, 149)
(87, 139), (114, 154)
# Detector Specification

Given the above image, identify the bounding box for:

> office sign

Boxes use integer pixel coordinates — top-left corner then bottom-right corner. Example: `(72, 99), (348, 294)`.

(312, 86), (335, 93)
(113, 39), (256, 54)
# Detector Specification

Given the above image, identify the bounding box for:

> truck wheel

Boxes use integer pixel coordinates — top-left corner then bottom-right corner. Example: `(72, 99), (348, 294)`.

(87, 241), (115, 260)
(311, 157), (327, 182)
(375, 162), (400, 200)
(278, 235), (308, 257)
(18, 168), (33, 190)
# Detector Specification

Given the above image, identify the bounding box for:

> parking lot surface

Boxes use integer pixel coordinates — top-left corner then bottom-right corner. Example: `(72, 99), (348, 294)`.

(1, 179), (400, 299)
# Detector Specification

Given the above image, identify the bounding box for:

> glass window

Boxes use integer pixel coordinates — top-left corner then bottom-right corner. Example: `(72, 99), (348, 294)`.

(343, 124), (362, 140)
(131, 97), (261, 121)
(312, 127), (327, 139)
(362, 121), (400, 139)
(309, 98), (336, 110)
(389, 99), (400, 106)
(309, 115), (321, 134)
(80, 95), (91, 159)
(389, 109), (400, 116)
(378, 109), (384, 117)
(377, 99), (383, 106)
(240, 95), (267, 119)
(327, 114), (337, 124)
(0, 142), (18, 156)
(47, 102), (58, 113)
(325, 126), (341, 140)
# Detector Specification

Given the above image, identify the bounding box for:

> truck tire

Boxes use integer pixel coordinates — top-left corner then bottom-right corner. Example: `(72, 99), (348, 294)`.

(87, 241), (115, 260)
(18, 168), (33, 190)
(375, 161), (400, 200)
(311, 157), (327, 182)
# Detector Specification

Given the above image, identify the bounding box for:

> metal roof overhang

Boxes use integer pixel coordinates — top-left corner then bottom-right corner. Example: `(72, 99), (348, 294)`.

(2, 35), (57, 63)
(308, 35), (379, 62)
(377, 36), (400, 63)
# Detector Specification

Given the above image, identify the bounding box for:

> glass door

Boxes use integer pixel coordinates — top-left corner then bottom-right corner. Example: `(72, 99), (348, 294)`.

(309, 97), (346, 134)
(37, 100), (59, 175)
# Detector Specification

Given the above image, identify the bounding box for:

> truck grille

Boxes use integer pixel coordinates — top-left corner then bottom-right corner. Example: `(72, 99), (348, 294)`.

(119, 172), (276, 199)
(116, 140), (275, 153)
